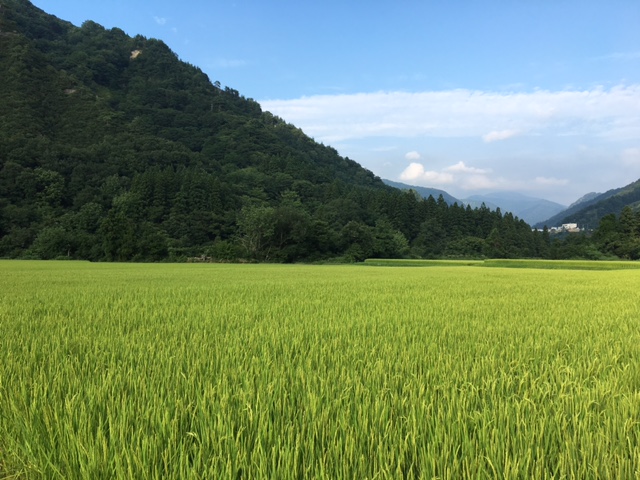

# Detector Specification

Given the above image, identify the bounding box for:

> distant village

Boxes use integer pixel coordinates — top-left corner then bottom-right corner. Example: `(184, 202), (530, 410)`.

(533, 223), (581, 233)
(550, 223), (580, 233)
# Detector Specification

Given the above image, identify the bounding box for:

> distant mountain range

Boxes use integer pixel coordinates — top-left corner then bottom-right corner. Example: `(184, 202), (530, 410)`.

(387, 176), (640, 229)
(462, 192), (566, 226)
(383, 180), (566, 226)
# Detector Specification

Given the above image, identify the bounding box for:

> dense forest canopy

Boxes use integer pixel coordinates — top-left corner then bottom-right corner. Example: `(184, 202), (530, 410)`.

(1, 0), (639, 262)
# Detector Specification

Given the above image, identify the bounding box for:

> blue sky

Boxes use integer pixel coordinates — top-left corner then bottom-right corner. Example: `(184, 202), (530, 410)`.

(32, 0), (640, 205)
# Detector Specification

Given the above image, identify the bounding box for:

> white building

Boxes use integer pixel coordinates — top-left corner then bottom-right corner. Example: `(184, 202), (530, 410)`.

(562, 223), (580, 232)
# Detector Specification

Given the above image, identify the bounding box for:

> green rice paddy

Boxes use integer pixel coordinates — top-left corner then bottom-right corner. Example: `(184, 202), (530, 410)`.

(1, 260), (639, 478)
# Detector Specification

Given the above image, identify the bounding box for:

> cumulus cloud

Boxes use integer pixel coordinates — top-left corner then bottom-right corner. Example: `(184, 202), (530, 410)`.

(399, 161), (497, 189)
(154, 16), (167, 26)
(260, 85), (640, 143)
(483, 129), (520, 143)
(400, 163), (454, 185)
(445, 161), (490, 174)
(405, 151), (421, 160)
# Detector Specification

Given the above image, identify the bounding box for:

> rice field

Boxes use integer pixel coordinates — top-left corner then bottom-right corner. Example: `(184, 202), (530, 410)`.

(364, 258), (640, 270)
(1, 260), (639, 479)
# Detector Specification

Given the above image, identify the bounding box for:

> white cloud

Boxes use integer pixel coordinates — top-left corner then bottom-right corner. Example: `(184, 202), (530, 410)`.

(154, 16), (167, 26)
(423, 171), (455, 184)
(260, 85), (640, 143)
(483, 129), (520, 143)
(399, 162), (424, 180)
(445, 161), (490, 174)
(405, 151), (421, 160)
(399, 161), (497, 189)
(400, 163), (454, 185)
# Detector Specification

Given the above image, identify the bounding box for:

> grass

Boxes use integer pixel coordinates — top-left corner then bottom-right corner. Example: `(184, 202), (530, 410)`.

(1, 260), (639, 478)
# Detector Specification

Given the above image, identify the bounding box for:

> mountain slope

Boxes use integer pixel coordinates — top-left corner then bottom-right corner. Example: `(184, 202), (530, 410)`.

(567, 192), (601, 209)
(0, 0), (390, 260)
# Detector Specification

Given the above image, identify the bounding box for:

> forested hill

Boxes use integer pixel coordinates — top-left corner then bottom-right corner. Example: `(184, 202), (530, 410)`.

(0, 0), (547, 262)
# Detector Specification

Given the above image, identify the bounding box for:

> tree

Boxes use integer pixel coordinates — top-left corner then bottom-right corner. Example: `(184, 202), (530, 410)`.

(372, 219), (408, 258)
(484, 227), (505, 258)
(271, 192), (312, 262)
(28, 226), (73, 259)
(615, 206), (640, 259)
(412, 218), (446, 258)
(593, 213), (621, 257)
(236, 205), (275, 260)
(340, 221), (374, 261)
